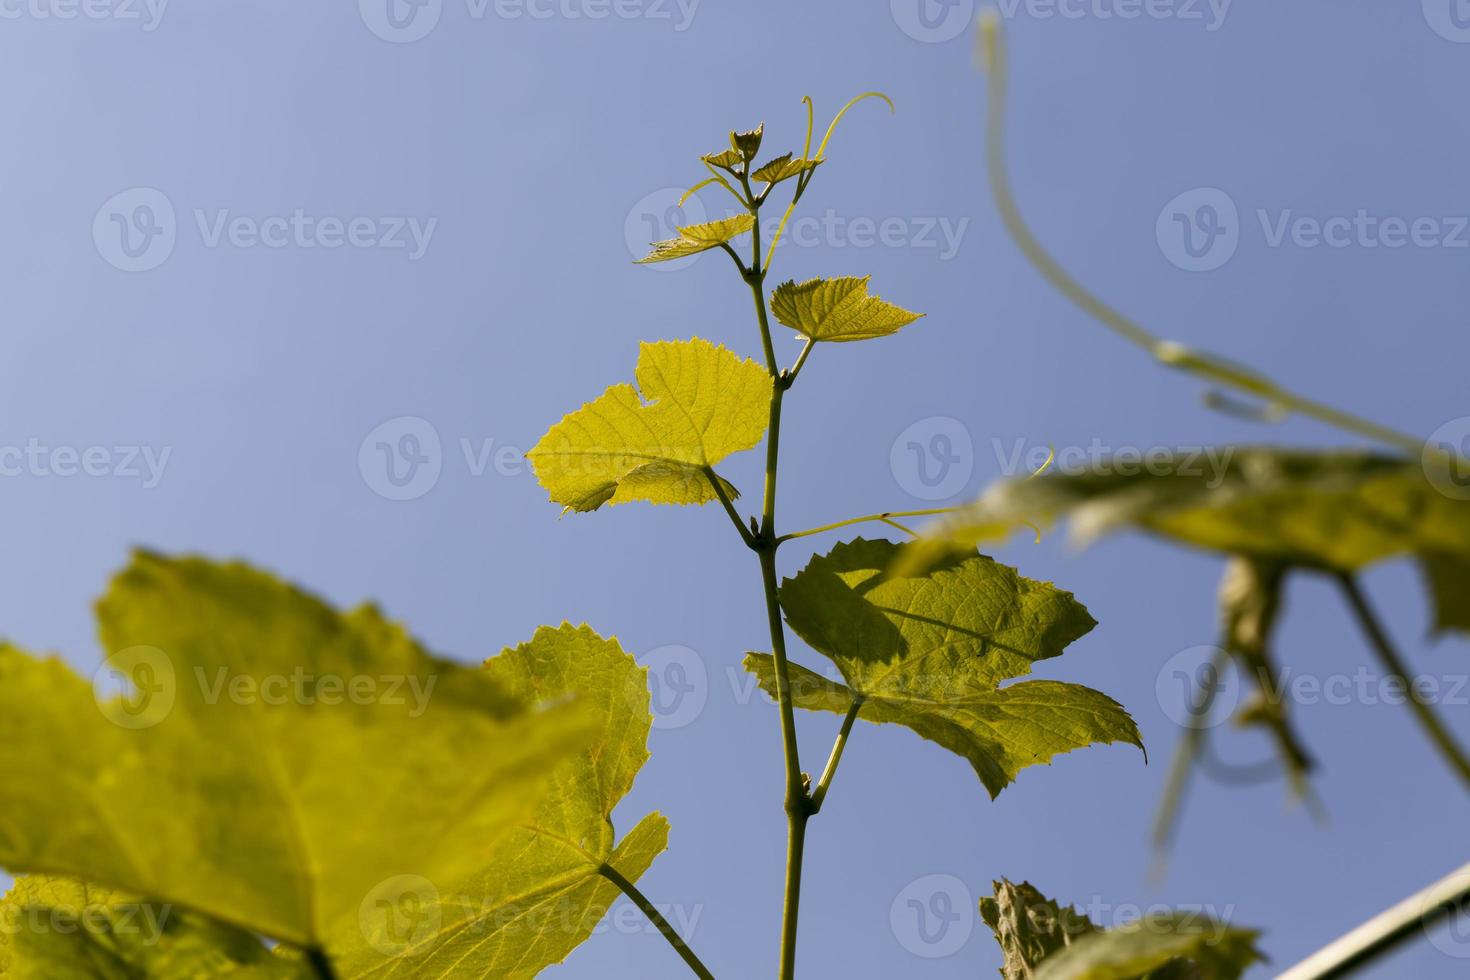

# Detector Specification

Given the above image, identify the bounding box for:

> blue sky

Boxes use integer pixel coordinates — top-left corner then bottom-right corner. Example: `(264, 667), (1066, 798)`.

(2, 0), (1469, 976)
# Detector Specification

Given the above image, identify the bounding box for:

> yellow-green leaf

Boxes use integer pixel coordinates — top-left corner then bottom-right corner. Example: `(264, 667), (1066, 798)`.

(748, 539), (1142, 798)
(700, 148), (744, 171)
(729, 123), (763, 162)
(334, 624), (668, 979)
(750, 153), (820, 187)
(769, 276), (923, 343)
(636, 214), (754, 264)
(0, 553), (591, 954)
(0, 876), (307, 979)
(980, 878), (1263, 980)
(528, 337), (772, 513)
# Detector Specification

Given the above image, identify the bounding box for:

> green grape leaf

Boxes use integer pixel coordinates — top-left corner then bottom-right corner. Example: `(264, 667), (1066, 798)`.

(527, 337), (772, 513)
(334, 624), (668, 979)
(729, 123), (763, 162)
(636, 213), (754, 264)
(700, 148), (745, 171)
(747, 539), (1142, 798)
(769, 276), (923, 343)
(980, 879), (1263, 980)
(0, 876), (308, 979)
(900, 448), (1470, 634)
(0, 553), (592, 954)
(750, 153), (821, 187)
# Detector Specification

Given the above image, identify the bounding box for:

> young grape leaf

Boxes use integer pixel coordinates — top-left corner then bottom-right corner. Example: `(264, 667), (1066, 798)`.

(750, 153), (821, 187)
(636, 214), (754, 264)
(769, 276), (923, 343)
(332, 624), (669, 979)
(980, 878), (1263, 980)
(900, 448), (1470, 633)
(0, 876), (308, 978)
(745, 539), (1142, 797)
(729, 123), (763, 162)
(0, 553), (592, 954)
(527, 337), (772, 513)
(700, 148), (745, 171)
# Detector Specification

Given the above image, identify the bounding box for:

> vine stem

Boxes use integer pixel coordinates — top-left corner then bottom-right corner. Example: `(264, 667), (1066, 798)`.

(1275, 860), (1470, 980)
(978, 14), (1425, 457)
(1335, 574), (1470, 788)
(776, 506), (966, 545)
(598, 863), (717, 980)
(810, 699), (862, 813)
(740, 187), (814, 980)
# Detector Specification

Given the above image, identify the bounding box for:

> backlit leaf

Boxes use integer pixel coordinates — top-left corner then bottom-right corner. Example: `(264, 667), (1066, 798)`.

(980, 878), (1263, 980)
(747, 539), (1142, 798)
(700, 148), (744, 171)
(769, 276), (922, 343)
(636, 214), (754, 264)
(528, 337), (772, 512)
(0, 553), (592, 955)
(0, 876), (307, 979)
(750, 154), (820, 187)
(334, 624), (668, 979)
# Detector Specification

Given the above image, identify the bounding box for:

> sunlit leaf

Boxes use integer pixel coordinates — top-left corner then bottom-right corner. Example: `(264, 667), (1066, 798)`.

(750, 153), (820, 187)
(746, 539), (1142, 798)
(334, 624), (668, 979)
(700, 148), (744, 171)
(980, 878), (1263, 980)
(636, 214), (754, 265)
(0, 876), (307, 979)
(769, 276), (922, 343)
(0, 553), (592, 955)
(528, 337), (772, 512)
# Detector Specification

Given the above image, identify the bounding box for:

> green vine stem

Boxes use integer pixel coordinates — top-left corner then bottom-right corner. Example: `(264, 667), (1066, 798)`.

(597, 863), (717, 980)
(1336, 574), (1470, 788)
(978, 14), (1427, 458)
(1275, 859), (1470, 979)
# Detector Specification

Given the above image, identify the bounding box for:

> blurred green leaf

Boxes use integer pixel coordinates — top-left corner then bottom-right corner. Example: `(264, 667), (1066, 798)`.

(335, 624), (667, 979)
(901, 448), (1470, 633)
(0, 553), (591, 953)
(0, 876), (307, 979)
